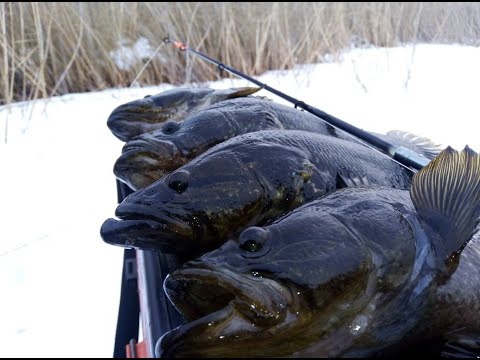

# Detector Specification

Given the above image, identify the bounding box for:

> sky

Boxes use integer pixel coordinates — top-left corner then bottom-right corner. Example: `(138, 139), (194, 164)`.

(0, 43), (479, 357)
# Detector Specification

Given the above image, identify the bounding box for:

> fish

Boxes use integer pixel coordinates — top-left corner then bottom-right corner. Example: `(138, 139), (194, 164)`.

(100, 130), (413, 255)
(157, 146), (480, 358)
(114, 97), (439, 191)
(114, 97), (360, 190)
(107, 86), (261, 141)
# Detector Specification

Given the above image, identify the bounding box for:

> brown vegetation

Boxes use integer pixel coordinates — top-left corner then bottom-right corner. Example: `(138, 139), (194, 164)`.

(1, 2), (479, 105)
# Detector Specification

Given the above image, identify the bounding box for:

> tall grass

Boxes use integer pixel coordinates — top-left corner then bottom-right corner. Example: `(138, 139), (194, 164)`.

(1, 2), (480, 105)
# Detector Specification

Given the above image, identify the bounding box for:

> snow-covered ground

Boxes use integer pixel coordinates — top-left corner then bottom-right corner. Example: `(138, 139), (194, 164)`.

(0, 44), (479, 357)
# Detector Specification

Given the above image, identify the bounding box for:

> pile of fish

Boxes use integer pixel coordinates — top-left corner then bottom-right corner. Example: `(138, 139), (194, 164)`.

(101, 87), (480, 358)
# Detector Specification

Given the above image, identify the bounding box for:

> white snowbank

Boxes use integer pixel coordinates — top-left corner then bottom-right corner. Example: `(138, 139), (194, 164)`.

(0, 43), (479, 357)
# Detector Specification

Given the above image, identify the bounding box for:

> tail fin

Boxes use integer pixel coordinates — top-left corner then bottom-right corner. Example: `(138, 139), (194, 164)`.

(410, 146), (480, 270)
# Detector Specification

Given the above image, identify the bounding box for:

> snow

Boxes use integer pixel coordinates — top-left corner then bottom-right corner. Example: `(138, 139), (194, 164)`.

(110, 37), (162, 71)
(0, 43), (479, 357)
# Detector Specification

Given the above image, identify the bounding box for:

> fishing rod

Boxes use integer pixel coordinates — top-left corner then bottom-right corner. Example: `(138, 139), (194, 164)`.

(164, 36), (430, 171)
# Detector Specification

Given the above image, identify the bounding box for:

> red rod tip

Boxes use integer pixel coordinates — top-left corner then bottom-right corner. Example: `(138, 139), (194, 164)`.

(172, 41), (187, 51)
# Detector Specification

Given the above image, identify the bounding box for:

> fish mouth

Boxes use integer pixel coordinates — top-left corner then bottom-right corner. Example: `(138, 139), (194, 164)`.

(100, 202), (200, 253)
(107, 101), (176, 141)
(114, 139), (182, 189)
(158, 262), (292, 357)
(122, 137), (180, 157)
(113, 151), (164, 190)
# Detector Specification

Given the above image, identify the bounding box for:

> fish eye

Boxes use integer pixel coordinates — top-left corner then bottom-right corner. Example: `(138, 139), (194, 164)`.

(162, 121), (180, 135)
(239, 227), (267, 253)
(168, 169), (190, 193)
(241, 240), (262, 252)
(144, 94), (152, 99)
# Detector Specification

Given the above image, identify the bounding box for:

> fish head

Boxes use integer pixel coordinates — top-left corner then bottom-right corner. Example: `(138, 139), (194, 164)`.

(102, 148), (267, 253)
(107, 89), (192, 141)
(158, 188), (426, 357)
(107, 87), (260, 141)
(113, 106), (284, 190)
(159, 211), (376, 357)
(102, 136), (322, 254)
(114, 124), (184, 190)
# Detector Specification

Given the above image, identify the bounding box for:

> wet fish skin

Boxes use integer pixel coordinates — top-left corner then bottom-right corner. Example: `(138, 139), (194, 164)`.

(114, 97), (357, 190)
(101, 130), (413, 255)
(114, 98), (286, 190)
(107, 87), (260, 141)
(158, 187), (431, 357)
(113, 97), (358, 190)
(115, 97), (439, 191)
(159, 146), (480, 357)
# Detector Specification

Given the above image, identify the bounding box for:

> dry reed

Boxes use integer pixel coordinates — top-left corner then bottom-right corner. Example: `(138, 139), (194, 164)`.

(1, 2), (479, 105)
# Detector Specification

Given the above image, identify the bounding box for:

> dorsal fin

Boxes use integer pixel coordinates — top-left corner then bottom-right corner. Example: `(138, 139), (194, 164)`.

(336, 169), (370, 189)
(410, 146), (480, 270)
(385, 130), (442, 160)
(224, 87), (261, 99)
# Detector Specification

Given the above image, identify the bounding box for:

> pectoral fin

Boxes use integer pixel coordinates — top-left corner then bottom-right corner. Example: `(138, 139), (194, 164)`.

(410, 146), (480, 270)
(263, 111), (285, 129)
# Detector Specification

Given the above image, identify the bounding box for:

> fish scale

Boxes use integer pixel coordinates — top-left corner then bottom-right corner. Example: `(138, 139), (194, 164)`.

(102, 130), (414, 256)
(230, 130), (412, 189)
(115, 96), (439, 191)
(159, 146), (480, 357)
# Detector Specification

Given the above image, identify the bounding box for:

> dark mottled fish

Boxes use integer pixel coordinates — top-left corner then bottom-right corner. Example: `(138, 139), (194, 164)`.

(114, 97), (359, 190)
(101, 130), (413, 255)
(107, 87), (260, 141)
(158, 146), (480, 358)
